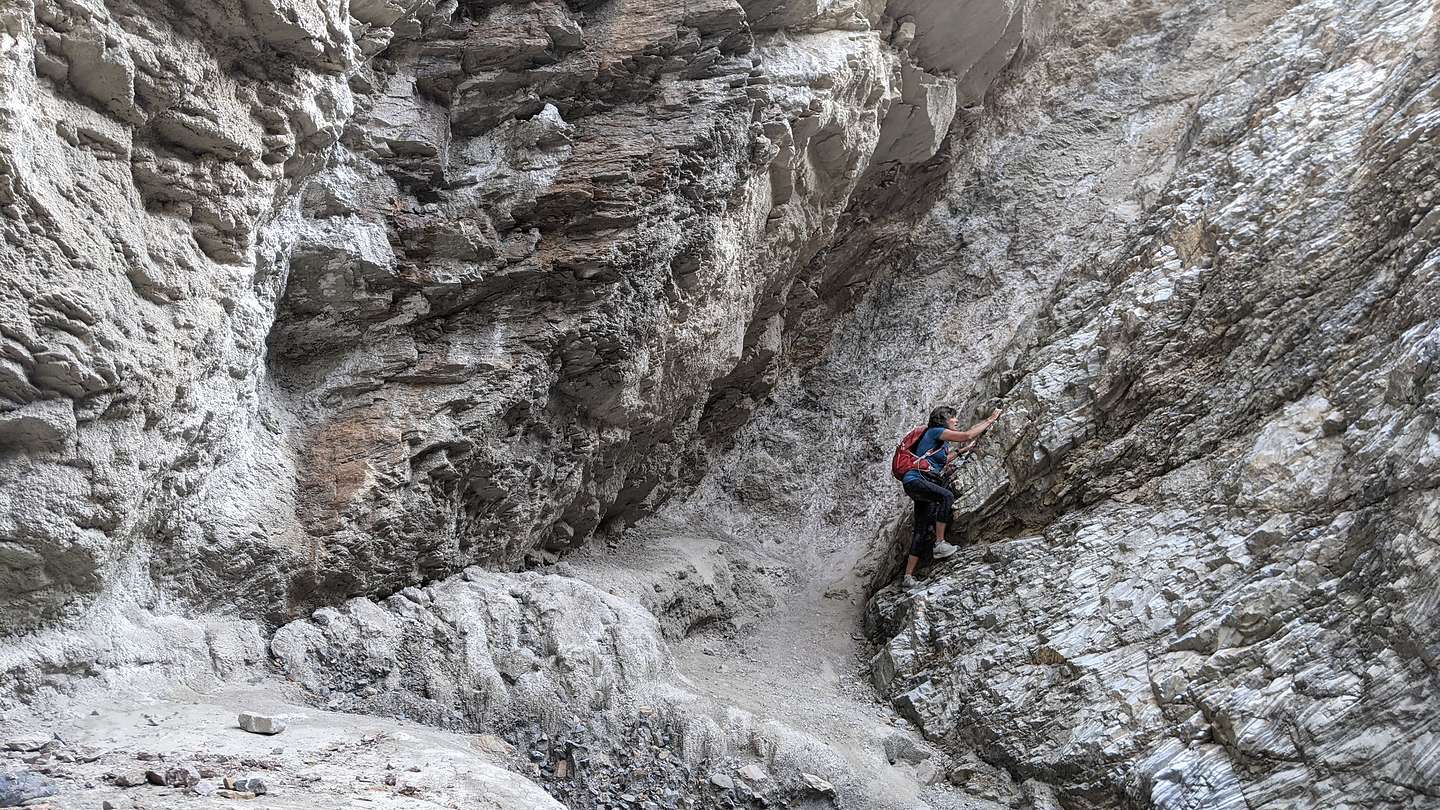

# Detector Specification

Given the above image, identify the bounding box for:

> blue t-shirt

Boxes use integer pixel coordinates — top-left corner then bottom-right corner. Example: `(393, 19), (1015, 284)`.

(902, 426), (948, 483)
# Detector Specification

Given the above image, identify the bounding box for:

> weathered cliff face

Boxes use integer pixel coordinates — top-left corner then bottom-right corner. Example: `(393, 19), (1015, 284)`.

(0, 0), (1038, 637)
(2, 0), (1436, 807)
(858, 0), (1440, 807)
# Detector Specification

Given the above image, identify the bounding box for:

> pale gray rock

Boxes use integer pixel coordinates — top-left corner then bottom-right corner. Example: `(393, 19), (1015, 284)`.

(861, 0), (1440, 807)
(3, 689), (567, 809)
(0, 737), (47, 753)
(269, 568), (669, 731)
(738, 762), (768, 782)
(0, 769), (55, 807)
(237, 712), (286, 735)
(800, 771), (835, 795)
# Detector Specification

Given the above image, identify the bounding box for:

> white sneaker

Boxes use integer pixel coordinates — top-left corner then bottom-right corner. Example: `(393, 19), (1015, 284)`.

(901, 575), (918, 589)
(932, 541), (959, 560)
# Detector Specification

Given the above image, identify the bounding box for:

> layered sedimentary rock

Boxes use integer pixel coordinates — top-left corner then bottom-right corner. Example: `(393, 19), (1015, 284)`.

(4, 0), (1435, 806)
(862, 0), (1440, 806)
(269, 569), (668, 732)
(0, 0), (1036, 639)
(267, 566), (924, 809)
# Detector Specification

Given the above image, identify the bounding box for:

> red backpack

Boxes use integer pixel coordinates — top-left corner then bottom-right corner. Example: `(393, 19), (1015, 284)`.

(891, 427), (940, 480)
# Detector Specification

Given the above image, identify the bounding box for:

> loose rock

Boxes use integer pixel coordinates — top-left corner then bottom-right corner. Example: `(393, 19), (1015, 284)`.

(145, 765), (199, 788)
(111, 771), (146, 788)
(0, 770), (57, 806)
(800, 773), (835, 796)
(237, 713), (286, 736)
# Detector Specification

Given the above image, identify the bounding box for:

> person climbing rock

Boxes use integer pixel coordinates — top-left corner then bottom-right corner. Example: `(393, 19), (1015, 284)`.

(898, 405), (1001, 589)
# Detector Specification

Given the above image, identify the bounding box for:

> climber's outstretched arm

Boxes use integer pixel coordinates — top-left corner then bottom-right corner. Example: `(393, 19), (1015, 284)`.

(939, 409), (1001, 443)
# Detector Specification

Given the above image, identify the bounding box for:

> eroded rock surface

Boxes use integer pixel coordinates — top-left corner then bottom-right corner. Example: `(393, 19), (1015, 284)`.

(864, 0), (1440, 806)
(269, 565), (958, 809)
(270, 569), (668, 732)
(2, 0), (1435, 808)
(0, 687), (567, 808)
(0, 0), (1036, 639)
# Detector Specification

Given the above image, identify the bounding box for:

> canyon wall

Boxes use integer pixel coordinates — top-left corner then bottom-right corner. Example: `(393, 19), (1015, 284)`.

(2, 0), (1436, 807)
(0, 0), (1036, 636)
(655, 0), (1439, 806)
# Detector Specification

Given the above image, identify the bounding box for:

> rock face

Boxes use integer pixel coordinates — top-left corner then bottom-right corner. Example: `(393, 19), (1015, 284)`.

(266, 565), (937, 809)
(0, 0), (1037, 637)
(3, 0), (1437, 807)
(270, 568), (668, 732)
(858, 0), (1440, 806)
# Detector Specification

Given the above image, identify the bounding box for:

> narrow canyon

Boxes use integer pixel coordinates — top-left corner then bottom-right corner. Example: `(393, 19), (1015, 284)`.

(0, 0), (1436, 808)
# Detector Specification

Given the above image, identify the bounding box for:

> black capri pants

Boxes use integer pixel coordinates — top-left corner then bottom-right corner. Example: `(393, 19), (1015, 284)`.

(903, 474), (954, 557)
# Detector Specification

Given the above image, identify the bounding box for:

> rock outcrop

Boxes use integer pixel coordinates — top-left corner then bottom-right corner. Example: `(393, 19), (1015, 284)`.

(861, 0), (1440, 806)
(4, 0), (1436, 807)
(267, 565), (946, 809)
(269, 568), (668, 733)
(0, 0), (1038, 638)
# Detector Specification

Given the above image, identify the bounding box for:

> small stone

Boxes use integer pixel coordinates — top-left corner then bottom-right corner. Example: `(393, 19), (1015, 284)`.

(148, 764), (200, 787)
(738, 764), (768, 782)
(914, 761), (944, 785)
(112, 771), (147, 787)
(893, 19), (917, 49)
(1, 738), (48, 753)
(215, 789), (257, 799)
(800, 773), (835, 796)
(882, 734), (930, 765)
(103, 802), (116, 810)
(471, 735), (512, 755)
(237, 712), (286, 735)
(232, 775), (268, 795)
(193, 779), (219, 796)
(708, 773), (734, 791)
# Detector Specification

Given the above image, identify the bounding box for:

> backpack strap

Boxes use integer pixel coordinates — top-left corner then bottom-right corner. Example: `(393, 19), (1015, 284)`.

(914, 427), (944, 463)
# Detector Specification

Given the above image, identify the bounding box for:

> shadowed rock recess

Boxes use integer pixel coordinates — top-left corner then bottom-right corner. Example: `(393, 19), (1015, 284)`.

(0, 0), (1436, 807)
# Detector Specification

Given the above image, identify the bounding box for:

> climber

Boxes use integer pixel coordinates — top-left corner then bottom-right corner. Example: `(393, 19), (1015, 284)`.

(899, 405), (1001, 589)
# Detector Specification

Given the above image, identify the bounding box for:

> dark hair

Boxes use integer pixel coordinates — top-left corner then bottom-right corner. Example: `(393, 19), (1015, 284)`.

(927, 406), (957, 427)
